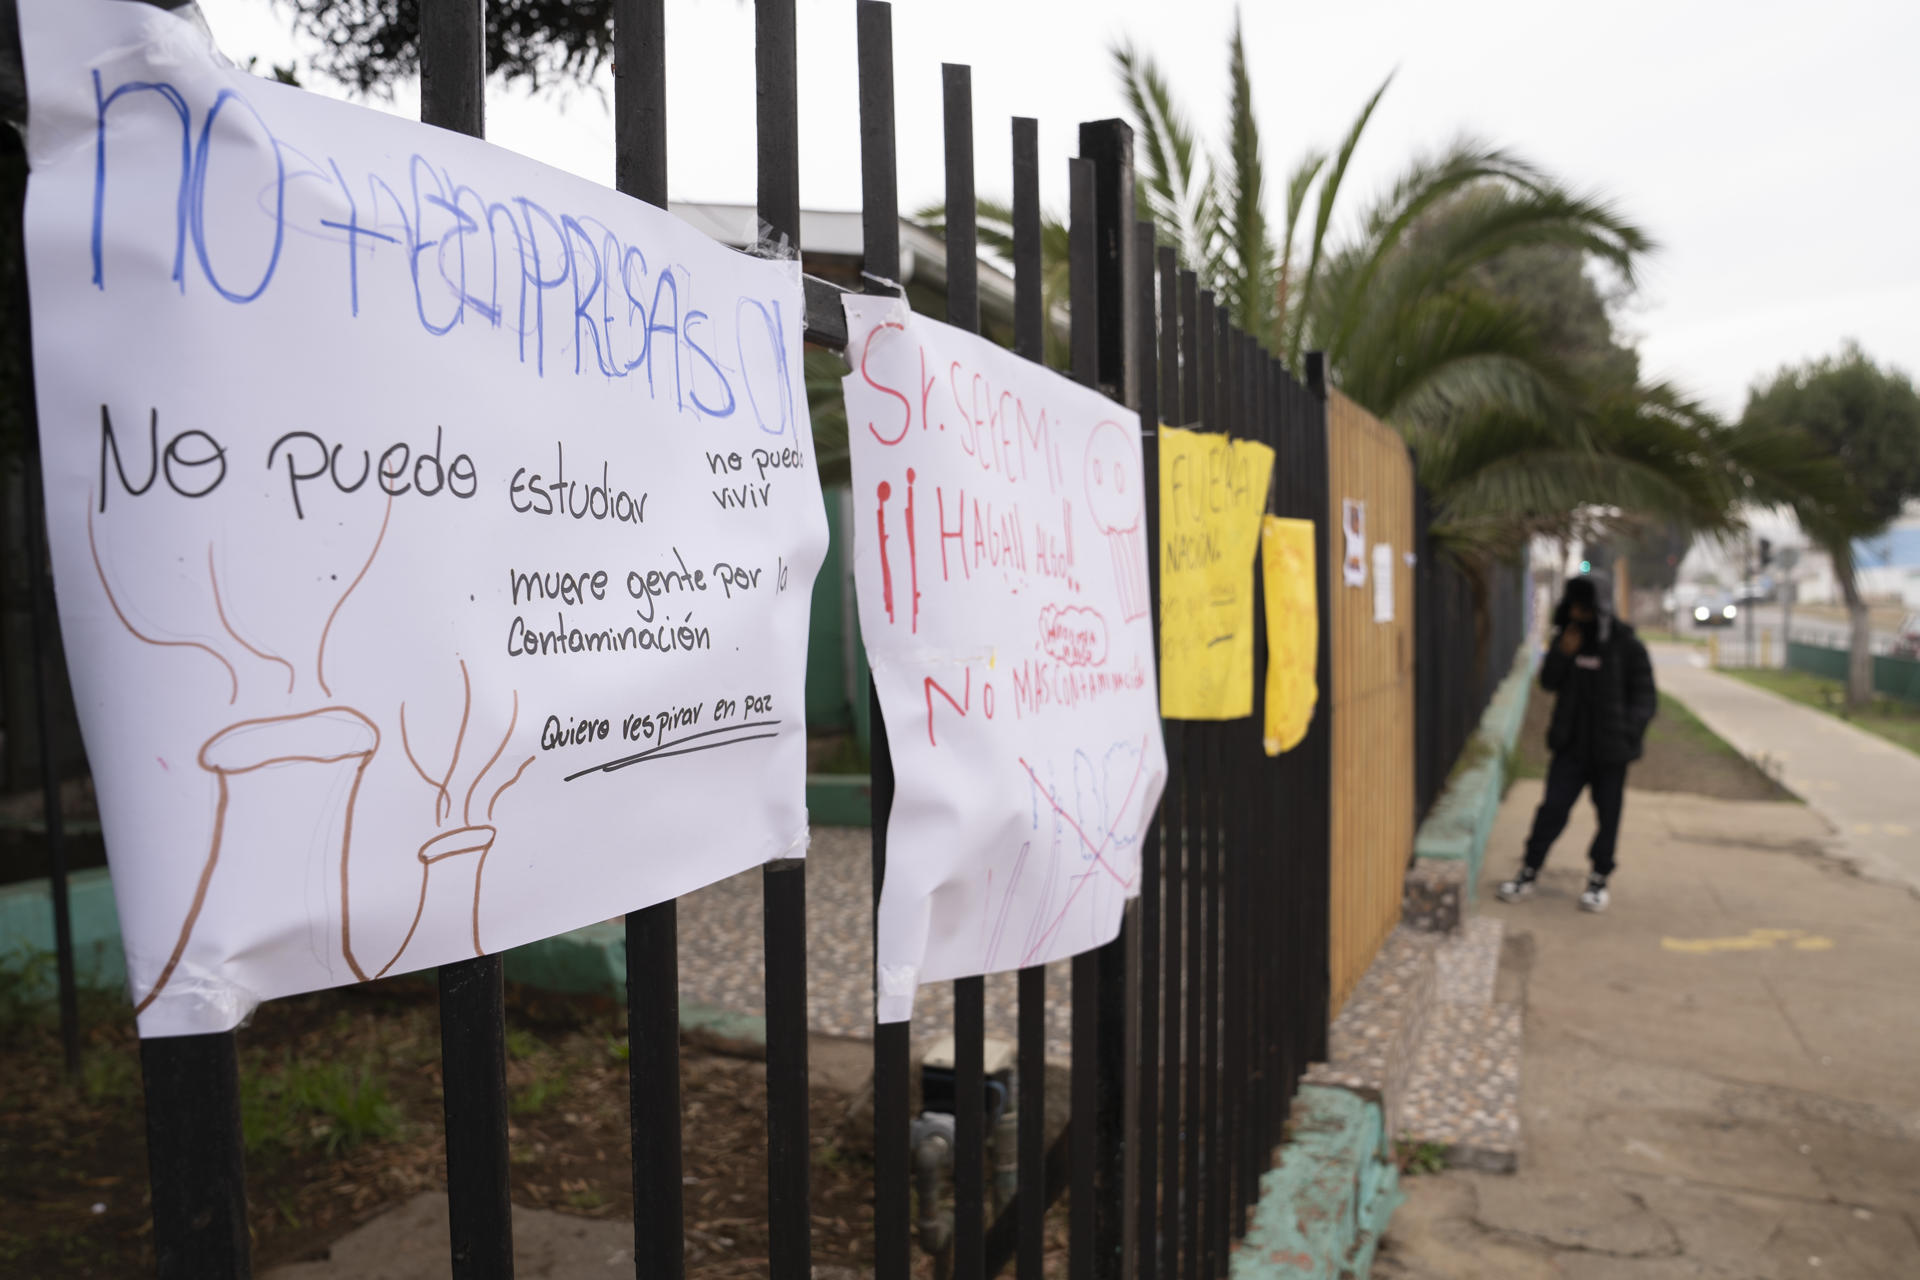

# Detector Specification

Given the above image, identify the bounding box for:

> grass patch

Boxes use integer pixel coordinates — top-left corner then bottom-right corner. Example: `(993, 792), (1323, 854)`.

(510, 1066), (570, 1116)
(1726, 668), (1920, 757)
(241, 1058), (401, 1156)
(1395, 1139), (1449, 1176)
(1502, 738), (1540, 786)
(1645, 691), (1753, 766)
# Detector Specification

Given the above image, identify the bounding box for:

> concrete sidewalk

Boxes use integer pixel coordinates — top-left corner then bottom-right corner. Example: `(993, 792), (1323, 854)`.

(1378, 781), (1920, 1279)
(1651, 644), (1920, 895)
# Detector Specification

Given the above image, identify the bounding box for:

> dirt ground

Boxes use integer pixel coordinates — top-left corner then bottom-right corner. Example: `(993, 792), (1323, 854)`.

(0, 976), (881, 1278)
(1513, 677), (1794, 802)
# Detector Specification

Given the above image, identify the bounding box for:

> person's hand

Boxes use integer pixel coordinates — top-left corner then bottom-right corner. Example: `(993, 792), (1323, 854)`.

(1557, 624), (1582, 655)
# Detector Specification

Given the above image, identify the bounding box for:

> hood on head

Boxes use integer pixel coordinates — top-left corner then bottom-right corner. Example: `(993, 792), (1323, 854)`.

(1561, 571), (1615, 641)
(1563, 571), (1614, 619)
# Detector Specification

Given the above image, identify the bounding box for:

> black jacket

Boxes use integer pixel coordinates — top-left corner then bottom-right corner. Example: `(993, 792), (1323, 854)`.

(1540, 615), (1657, 765)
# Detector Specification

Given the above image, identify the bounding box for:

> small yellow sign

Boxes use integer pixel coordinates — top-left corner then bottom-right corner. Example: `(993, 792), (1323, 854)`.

(1158, 427), (1274, 719)
(1261, 516), (1318, 755)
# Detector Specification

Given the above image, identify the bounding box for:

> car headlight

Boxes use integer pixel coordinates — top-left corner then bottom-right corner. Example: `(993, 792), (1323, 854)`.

(1694, 606), (1709, 620)
(1724, 605), (1737, 618)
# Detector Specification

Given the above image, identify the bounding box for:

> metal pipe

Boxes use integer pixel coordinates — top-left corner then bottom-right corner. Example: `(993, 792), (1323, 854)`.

(912, 1113), (955, 1269)
(992, 1072), (1020, 1212)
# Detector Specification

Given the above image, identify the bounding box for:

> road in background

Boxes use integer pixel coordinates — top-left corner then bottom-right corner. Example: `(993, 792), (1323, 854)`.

(1653, 602), (1905, 669)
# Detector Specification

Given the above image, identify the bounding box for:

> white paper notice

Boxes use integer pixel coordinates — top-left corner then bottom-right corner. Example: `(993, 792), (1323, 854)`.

(840, 297), (1167, 1022)
(22, 0), (827, 1035)
(1371, 543), (1395, 623)
(1342, 499), (1367, 587)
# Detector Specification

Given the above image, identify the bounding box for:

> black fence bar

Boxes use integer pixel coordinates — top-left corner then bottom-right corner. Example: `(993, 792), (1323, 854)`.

(753, 4), (812, 1277)
(611, 3), (685, 1275)
(1302, 353), (1334, 1062)
(142, 1033), (250, 1279)
(1153, 242), (1186, 1280)
(853, 8), (911, 1280)
(1220, 326), (1248, 1243)
(1066, 152), (1099, 1280)
(1131, 215), (1162, 1280)
(1008, 111), (1050, 1280)
(418, 5), (516, 1275)
(1225, 330), (1250, 1236)
(23, 459), (78, 1074)
(1171, 279), (1198, 1280)
(1249, 341), (1274, 1217)
(1080, 115), (1138, 1280)
(940, 58), (988, 1280)
(438, 958), (514, 1280)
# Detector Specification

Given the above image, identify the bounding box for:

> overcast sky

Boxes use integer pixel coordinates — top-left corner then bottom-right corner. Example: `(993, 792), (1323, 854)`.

(201, 0), (1918, 420)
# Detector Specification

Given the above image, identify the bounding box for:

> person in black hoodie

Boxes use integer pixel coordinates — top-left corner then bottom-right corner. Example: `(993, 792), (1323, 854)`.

(1497, 572), (1657, 912)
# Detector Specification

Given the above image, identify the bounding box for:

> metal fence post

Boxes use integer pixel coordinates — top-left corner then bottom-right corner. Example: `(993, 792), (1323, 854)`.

(611, 3), (686, 1275)
(417, 3), (516, 1275)
(1079, 116), (1140, 1280)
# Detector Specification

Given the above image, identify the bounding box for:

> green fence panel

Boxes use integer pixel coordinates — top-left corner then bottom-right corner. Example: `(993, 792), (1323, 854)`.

(1874, 653), (1920, 705)
(1787, 641), (1850, 682)
(804, 487), (852, 731)
(1788, 640), (1920, 706)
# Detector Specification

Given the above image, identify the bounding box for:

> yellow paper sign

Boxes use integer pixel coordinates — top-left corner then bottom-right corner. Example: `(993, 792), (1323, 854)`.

(1262, 516), (1318, 755)
(1159, 427), (1275, 719)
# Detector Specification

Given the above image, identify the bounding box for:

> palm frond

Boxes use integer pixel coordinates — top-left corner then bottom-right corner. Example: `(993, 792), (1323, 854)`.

(1285, 72), (1392, 367)
(1112, 40), (1216, 272)
(1223, 11), (1274, 345)
(1276, 147), (1327, 343)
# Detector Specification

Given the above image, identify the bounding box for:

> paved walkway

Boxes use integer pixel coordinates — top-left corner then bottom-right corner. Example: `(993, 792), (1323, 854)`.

(1378, 780), (1920, 1279)
(1651, 644), (1920, 894)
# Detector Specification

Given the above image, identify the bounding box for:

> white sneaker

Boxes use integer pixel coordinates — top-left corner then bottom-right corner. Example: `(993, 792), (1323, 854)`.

(1496, 869), (1538, 903)
(1579, 876), (1610, 913)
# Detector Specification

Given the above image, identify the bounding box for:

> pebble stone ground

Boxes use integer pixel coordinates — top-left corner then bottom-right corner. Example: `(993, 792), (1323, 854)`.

(674, 825), (1075, 1059)
(1397, 916), (1523, 1170)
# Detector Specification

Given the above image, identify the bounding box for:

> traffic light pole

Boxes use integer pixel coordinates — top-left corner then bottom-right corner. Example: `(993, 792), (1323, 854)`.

(1745, 535), (1756, 667)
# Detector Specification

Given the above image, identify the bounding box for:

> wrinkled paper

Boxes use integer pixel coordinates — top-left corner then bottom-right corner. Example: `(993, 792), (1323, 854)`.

(23, 0), (826, 1035)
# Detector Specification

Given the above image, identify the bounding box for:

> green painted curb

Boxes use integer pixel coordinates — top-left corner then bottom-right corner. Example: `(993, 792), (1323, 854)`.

(1233, 1085), (1404, 1280)
(0, 866), (125, 993)
(1412, 645), (1535, 896)
(0, 868), (763, 1047)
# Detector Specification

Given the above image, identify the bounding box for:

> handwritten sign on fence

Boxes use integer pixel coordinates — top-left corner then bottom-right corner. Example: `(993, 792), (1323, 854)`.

(1158, 427), (1274, 719)
(840, 296), (1167, 1022)
(22, 0), (827, 1035)
(1261, 517), (1318, 755)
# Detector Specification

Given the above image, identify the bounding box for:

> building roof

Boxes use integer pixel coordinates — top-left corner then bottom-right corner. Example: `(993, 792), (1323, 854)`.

(668, 201), (1021, 326)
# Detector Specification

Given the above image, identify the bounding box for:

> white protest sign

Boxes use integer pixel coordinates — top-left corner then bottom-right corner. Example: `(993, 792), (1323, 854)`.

(840, 296), (1167, 1022)
(22, 0), (827, 1036)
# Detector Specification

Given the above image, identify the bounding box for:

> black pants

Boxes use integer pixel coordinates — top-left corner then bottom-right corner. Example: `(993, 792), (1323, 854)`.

(1524, 753), (1627, 878)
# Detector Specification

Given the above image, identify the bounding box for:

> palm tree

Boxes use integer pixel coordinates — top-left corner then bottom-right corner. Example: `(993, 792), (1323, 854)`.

(1110, 19), (1849, 567)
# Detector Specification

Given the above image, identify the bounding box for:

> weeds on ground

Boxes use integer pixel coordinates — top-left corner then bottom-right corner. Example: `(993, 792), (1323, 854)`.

(1500, 739), (1537, 790)
(241, 1057), (401, 1155)
(510, 1065), (570, 1115)
(0, 946), (56, 1033)
(1395, 1139), (1448, 1176)
(1646, 692), (1750, 766)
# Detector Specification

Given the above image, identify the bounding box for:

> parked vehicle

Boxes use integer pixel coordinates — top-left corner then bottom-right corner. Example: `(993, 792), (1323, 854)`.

(1692, 594), (1740, 628)
(1894, 612), (1920, 659)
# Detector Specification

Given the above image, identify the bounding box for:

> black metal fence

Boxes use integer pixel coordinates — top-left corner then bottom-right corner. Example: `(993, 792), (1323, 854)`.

(1412, 484), (1528, 823)
(0, 1), (1522, 1277)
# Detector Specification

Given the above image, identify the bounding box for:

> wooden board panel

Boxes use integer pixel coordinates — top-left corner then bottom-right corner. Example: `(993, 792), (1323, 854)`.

(1325, 391), (1415, 1014)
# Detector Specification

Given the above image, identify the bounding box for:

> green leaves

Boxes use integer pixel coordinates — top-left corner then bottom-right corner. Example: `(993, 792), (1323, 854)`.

(1738, 343), (1920, 545)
